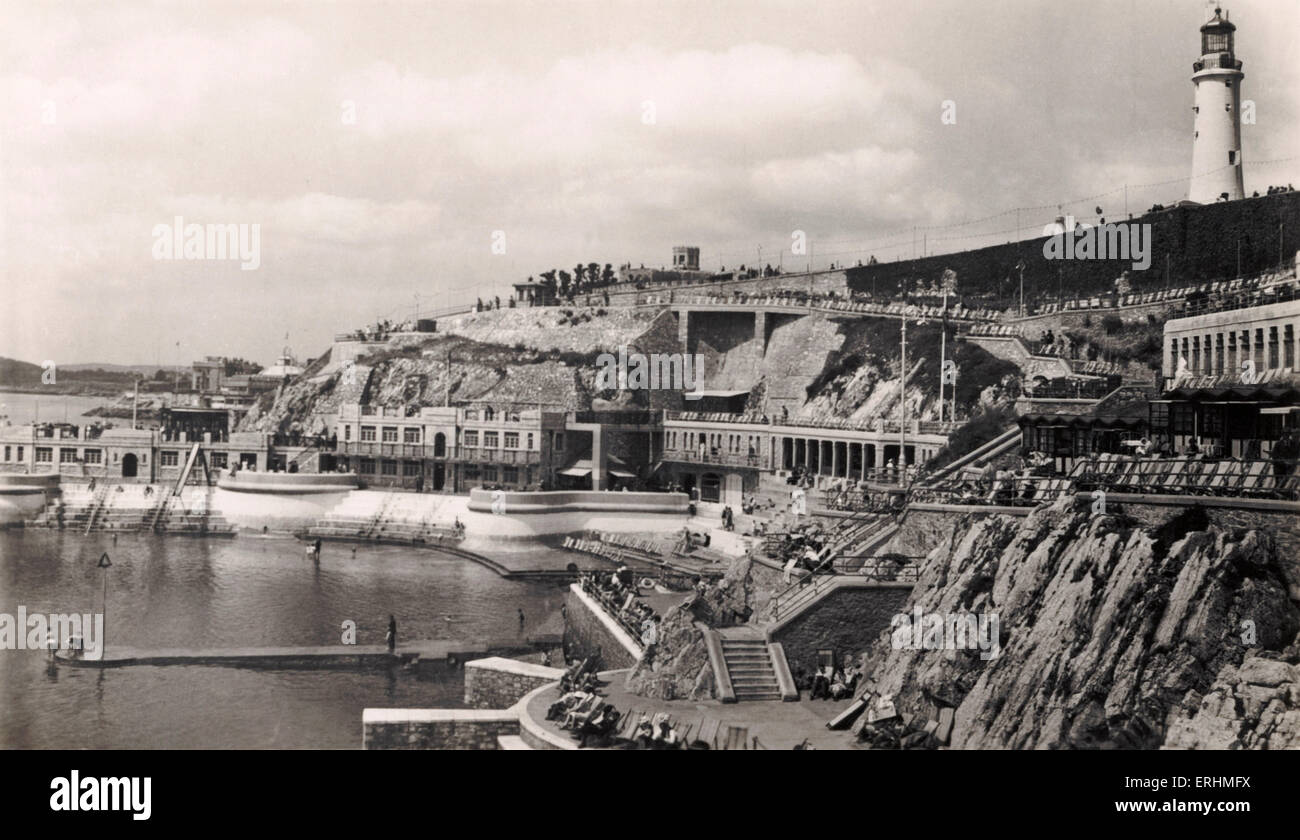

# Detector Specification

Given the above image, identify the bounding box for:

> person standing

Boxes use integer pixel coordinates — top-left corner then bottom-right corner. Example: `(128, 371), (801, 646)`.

(518, 608), (526, 635)
(386, 615), (397, 652)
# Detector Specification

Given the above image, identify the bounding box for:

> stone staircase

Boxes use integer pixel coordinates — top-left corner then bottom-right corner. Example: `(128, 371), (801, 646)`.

(25, 482), (235, 535)
(306, 490), (461, 544)
(720, 635), (781, 701)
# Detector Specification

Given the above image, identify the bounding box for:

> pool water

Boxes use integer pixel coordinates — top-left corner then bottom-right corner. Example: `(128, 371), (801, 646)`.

(0, 530), (565, 748)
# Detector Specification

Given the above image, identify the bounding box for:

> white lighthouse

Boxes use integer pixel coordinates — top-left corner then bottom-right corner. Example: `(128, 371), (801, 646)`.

(1188, 6), (1245, 203)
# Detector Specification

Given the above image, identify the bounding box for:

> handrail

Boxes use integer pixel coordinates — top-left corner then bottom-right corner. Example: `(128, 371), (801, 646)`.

(770, 556), (923, 620)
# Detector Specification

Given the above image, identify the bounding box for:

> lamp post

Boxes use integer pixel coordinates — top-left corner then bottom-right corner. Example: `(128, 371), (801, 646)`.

(97, 552), (112, 658)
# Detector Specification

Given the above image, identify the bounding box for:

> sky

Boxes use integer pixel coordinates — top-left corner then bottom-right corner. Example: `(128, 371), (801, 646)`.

(2, 0), (1298, 367)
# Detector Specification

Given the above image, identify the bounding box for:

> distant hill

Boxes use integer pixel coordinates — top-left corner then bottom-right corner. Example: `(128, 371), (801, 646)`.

(0, 356), (175, 395)
(61, 363), (188, 373)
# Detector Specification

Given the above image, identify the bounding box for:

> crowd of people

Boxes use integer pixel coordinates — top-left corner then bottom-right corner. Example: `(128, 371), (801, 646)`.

(579, 569), (662, 654)
(798, 657), (862, 701)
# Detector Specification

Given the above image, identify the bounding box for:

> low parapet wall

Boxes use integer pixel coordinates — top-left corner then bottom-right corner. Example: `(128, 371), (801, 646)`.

(467, 488), (688, 514)
(464, 657), (566, 709)
(563, 583), (642, 669)
(0, 473), (60, 526)
(362, 708), (521, 750)
(217, 471), (359, 494)
(0, 473), (60, 492)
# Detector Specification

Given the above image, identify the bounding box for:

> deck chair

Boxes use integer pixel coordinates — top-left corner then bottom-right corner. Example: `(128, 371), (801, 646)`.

(678, 717), (702, 746)
(721, 724), (750, 750)
(697, 717), (722, 750)
(1205, 460), (1242, 495)
(1238, 461), (1268, 496)
(1158, 458), (1190, 493)
(1111, 460), (1140, 491)
(1139, 459), (1173, 492)
(616, 709), (640, 742)
(1274, 472), (1300, 501)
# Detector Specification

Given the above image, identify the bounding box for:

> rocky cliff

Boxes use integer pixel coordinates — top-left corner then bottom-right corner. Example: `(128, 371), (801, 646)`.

(855, 497), (1300, 749)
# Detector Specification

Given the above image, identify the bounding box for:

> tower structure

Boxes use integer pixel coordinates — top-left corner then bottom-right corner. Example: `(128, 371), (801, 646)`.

(1189, 6), (1245, 203)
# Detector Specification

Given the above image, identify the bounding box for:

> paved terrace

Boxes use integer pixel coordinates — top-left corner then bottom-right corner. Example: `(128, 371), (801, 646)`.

(526, 669), (861, 750)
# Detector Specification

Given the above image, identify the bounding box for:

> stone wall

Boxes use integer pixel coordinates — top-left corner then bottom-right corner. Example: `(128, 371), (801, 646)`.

(464, 657), (565, 709)
(563, 585), (641, 670)
(362, 708), (520, 750)
(844, 190), (1300, 303)
(769, 583), (913, 675)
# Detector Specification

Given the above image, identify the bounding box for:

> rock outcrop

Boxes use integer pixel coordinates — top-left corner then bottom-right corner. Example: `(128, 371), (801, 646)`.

(857, 496), (1300, 749)
(624, 556), (763, 701)
(1162, 650), (1300, 749)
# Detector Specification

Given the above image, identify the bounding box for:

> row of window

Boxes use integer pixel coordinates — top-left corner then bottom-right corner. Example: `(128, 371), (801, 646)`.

(346, 426), (551, 451)
(352, 460), (524, 484)
(7, 447), (241, 469)
(666, 431), (762, 454)
(18, 447), (103, 464)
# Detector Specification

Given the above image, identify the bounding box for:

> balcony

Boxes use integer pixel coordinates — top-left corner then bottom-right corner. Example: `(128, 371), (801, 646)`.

(661, 449), (764, 469)
(453, 447), (540, 465)
(339, 441), (439, 459)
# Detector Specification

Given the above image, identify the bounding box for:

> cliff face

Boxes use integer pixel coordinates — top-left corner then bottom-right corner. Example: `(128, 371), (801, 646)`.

(858, 497), (1300, 749)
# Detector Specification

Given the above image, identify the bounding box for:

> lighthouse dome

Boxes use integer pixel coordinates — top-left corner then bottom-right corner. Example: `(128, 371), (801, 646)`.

(1201, 8), (1235, 33)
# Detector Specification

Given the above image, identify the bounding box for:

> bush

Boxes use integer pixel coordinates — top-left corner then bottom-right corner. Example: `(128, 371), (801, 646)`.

(1101, 314), (1123, 335)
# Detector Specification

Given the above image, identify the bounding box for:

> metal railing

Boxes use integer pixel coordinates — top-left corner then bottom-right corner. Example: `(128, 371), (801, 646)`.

(570, 410), (660, 426)
(771, 556), (922, 621)
(660, 449), (764, 468)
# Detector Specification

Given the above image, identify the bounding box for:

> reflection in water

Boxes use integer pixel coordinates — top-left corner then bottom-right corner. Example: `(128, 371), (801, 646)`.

(0, 530), (563, 748)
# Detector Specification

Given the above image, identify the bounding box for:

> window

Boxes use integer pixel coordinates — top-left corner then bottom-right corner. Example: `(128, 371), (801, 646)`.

(344, 425), (351, 442)
(35, 447), (53, 463)
(84, 449), (102, 465)
(404, 427), (421, 444)
(360, 426), (376, 442)
(504, 432), (519, 449)
(1172, 404), (1196, 435)
(381, 460), (397, 475)
(382, 427), (398, 443)
(2, 446), (8, 461)
(484, 407), (495, 420)
(555, 432), (564, 451)
(464, 409), (478, 421)
(464, 430), (479, 447)
(60, 448), (78, 463)
(16, 446), (23, 461)
(464, 464), (480, 481)
(482, 466), (498, 482)
(210, 452), (228, 468)
(483, 431), (499, 449)
(359, 459), (375, 474)
(526, 433), (533, 450)
(503, 466), (518, 484)
(402, 461), (420, 476)
(160, 450), (179, 467)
